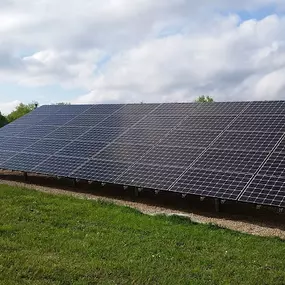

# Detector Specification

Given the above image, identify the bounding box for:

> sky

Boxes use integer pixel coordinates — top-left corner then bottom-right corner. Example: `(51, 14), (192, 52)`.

(0, 0), (285, 114)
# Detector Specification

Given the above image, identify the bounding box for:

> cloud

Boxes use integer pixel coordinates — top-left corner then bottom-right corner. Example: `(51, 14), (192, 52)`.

(0, 1), (285, 104)
(0, 100), (21, 115)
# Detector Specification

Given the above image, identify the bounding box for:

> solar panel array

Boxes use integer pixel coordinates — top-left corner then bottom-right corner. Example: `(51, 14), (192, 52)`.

(1, 101), (285, 208)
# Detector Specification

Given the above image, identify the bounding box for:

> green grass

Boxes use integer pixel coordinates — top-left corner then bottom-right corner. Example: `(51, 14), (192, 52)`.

(1, 185), (285, 285)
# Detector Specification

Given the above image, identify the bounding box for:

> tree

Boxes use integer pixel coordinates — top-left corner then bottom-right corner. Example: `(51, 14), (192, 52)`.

(6, 102), (38, 123)
(195, 95), (214, 103)
(0, 112), (8, 128)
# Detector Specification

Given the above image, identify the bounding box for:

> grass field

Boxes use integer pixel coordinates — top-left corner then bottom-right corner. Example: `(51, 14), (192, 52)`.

(1, 184), (285, 285)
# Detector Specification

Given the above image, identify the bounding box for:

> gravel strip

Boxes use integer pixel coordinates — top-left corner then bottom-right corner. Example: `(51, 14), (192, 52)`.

(1, 179), (285, 239)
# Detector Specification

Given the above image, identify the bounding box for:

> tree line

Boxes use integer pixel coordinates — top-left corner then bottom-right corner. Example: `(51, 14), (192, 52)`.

(0, 96), (213, 127)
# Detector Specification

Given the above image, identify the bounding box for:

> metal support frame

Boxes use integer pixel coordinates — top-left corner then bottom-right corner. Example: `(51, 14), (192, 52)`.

(214, 198), (221, 213)
(73, 179), (77, 187)
(23, 172), (28, 182)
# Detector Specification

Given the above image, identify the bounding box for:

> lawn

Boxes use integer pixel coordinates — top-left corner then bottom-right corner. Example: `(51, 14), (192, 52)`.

(1, 184), (285, 285)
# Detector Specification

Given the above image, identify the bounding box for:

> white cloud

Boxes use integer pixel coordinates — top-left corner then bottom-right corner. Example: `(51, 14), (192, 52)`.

(0, 1), (285, 104)
(0, 100), (21, 115)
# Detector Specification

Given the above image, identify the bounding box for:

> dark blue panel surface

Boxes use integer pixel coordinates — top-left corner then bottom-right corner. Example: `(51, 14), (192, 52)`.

(33, 156), (87, 177)
(58, 141), (107, 158)
(79, 127), (127, 142)
(95, 143), (151, 163)
(0, 137), (39, 151)
(1, 153), (49, 172)
(19, 125), (57, 138)
(171, 168), (252, 200)
(46, 126), (91, 140)
(24, 139), (70, 155)
(73, 159), (131, 182)
(115, 163), (184, 190)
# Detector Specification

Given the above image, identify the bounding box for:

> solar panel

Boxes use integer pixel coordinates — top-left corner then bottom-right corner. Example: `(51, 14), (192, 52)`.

(212, 131), (282, 152)
(58, 141), (107, 158)
(24, 139), (71, 155)
(151, 103), (198, 116)
(66, 114), (109, 127)
(46, 126), (91, 140)
(1, 101), (285, 209)
(33, 156), (87, 177)
(0, 137), (39, 151)
(83, 104), (123, 114)
(19, 125), (58, 138)
(135, 116), (185, 130)
(243, 101), (285, 115)
(116, 128), (169, 145)
(95, 143), (151, 163)
(170, 168), (252, 200)
(229, 116), (285, 133)
(239, 175), (285, 207)
(79, 127), (127, 142)
(96, 114), (145, 128)
(0, 151), (17, 166)
(73, 159), (131, 183)
(193, 102), (249, 116)
(192, 149), (268, 174)
(37, 114), (77, 126)
(0, 124), (31, 136)
(139, 145), (203, 168)
(161, 129), (221, 148)
(1, 153), (49, 172)
(115, 163), (184, 190)
(178, 116), (235, 130)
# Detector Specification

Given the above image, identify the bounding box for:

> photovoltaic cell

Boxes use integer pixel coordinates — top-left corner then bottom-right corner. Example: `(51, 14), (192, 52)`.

(1, 153), (49, 172)
(33, 156), (87, 177)
(192, 149), (268, 174)
(0, 151), (17, 166)
(171, 168), (252, 200)
(255, 152), (285, 178)
(32, 105), (62, 114)
(19, 125), (58, 138)
(37, 114), (77, 126)
(161, 129), (221, 148)
(179, 116), (235, 130)
(212, 131), (283, 152)
(116, 128), (169, 145)
(73, 159), (131, 182)
(58, 141), (107, 158)
(116, 104), (159, 115)
(11, 114), (48, 125)
(83, 104), (123, 114)
(115, 163), (184, 190)
(97, 115), (145, 128)
(229, 116), (285, 133)
(134, 116), (184, 130)
(24, 139), (71, 155)
(0, 124), (31, 136)
(0, 137), (39, 151)
(66, 114), (109, 127)
(46, 126), (91, 140)
(139, 145), (203, 168)
(79, 127), (127, 142)
(152, 103), (198, 116)
(239, 175), (285, 207)
(95, 143), (150, 163)
(57, 105), (92, 114)
(243, 101), (285, 116)
(274, 137), (285, 154)
(193, 102), (249, 116)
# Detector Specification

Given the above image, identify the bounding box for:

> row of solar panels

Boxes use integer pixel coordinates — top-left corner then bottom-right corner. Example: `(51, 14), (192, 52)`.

(0, 101), (285, 208)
